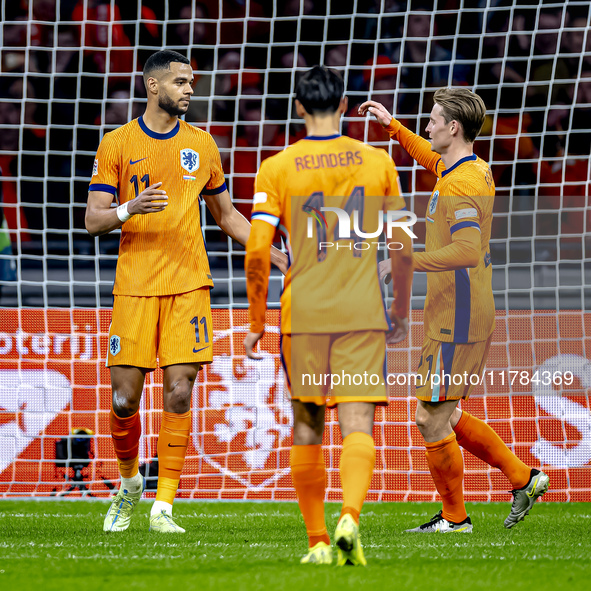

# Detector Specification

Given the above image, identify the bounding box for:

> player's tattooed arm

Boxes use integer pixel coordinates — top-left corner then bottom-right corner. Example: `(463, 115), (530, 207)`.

(244, 261), (267, 359)
(244, 220), (275, 359)
(246, 260), (268, 301)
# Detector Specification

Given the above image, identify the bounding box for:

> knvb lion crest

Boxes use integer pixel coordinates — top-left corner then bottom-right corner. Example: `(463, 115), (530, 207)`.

(192, 325), (292, 490)
(109, 335), (121, 356)
(180, 149), (200, 174)
(429, 190), (439, 215)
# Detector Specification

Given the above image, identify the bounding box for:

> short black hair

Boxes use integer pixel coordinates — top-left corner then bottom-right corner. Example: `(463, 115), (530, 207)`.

(296, 66), (344, 115)
(143, 50), (190, 80)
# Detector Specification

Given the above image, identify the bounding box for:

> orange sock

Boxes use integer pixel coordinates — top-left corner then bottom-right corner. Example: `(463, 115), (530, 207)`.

(156, 410), (191, 504)
(110, 409), (141, 478)
(454, 410), (531, 489)
(339, 432), (375, 524)
(290, 444), (329, 547)
(425, 432), (467, 523)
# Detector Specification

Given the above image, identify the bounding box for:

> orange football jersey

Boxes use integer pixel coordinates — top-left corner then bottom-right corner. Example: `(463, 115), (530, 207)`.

(89, 116), (225, 296)
(387, 119), (495, 343)
(250, 134), (406, 335)
(422, 156), (495, 343)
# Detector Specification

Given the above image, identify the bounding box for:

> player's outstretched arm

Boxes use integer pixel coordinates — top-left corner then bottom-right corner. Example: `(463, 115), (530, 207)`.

(379, 226), (480, 281)
(244, 219), (275, 359)
(413, 226), (480, 272)
(359, 100), (441, 176)
(203, 189), (288, 274)
(85, 182), (167, 236)
(357, 100), (393, 127)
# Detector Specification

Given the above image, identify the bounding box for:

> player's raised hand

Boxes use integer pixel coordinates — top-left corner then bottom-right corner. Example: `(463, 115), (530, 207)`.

(244, 330), (264, 359)
(128, 182), (168, 214)
(358, 100), (393, 128)
(386, 314), (409, 344)
(379, 258), (392, 284)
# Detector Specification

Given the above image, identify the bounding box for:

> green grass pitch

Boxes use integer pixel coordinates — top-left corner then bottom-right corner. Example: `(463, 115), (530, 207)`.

(0, 501), (589, 591)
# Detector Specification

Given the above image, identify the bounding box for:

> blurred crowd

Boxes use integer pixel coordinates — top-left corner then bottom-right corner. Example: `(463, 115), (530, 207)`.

(0, 0), (590, 261)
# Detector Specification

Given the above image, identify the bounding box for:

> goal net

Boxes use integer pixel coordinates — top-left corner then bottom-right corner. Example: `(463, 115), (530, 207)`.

(0, 0), (589, 501)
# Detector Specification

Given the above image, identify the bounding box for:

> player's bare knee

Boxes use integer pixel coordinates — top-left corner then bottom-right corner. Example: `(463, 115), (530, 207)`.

(340, 423), (373, 439)
(345, 429), (373, 441)
(291, 400), (324, 444)
(112, 390), (140, 417)
(293, 420), (323, 445)
(165, 392), (191, 413)
(338, 402), (375, 438)
(414, 406), (431, 435)
(415, 410), (451, 441)
(450, 407), (463, 429)
(339, 414), (374, 438)
(164, 380), (192, 413)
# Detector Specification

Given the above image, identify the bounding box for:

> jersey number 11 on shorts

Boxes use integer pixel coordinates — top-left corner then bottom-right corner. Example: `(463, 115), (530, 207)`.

(190, 315), (209, 353)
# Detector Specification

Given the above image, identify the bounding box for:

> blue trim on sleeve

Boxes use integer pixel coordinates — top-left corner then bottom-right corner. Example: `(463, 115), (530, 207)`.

(441, 154), (477, 177)
(201, 182), (227, 196)
(138, 116), (180, 140)
(454, 269), (471, 343)
(304, 134), (341, 141)
(89, 183), (117, 195)
(450, 220), (481, 234)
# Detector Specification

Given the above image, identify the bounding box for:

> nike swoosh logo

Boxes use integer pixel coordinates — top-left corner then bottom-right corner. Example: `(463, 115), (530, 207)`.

(167, 443), (187, 448)
(527, 479), (538, 498)
(129, 157), (147, 165)
(193, 346), (210, 353)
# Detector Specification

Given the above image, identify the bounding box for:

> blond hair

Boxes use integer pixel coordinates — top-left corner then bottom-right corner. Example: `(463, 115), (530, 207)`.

(433, 88), (486, 144)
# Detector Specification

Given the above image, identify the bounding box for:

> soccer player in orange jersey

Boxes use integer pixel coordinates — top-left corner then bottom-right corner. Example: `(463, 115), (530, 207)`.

(360, 89), (549, 532)
(244, 67), (414, 565)
(85, 50), (287, 533)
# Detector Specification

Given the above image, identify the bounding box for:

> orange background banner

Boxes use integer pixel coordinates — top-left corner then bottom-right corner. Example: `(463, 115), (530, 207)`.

(0, 308), (589, 500)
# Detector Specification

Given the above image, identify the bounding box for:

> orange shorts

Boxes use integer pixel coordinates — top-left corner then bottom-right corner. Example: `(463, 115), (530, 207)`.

(107, 287), (213, 370)
(414, 335), (492, 402)
(281, 331), (388, 407)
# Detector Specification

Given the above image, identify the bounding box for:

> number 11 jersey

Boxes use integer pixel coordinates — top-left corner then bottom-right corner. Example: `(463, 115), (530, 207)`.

(89, 116), (226, 296)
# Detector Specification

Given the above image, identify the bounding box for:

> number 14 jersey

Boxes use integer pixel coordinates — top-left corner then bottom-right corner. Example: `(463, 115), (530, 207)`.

(251, 134), (406, 335)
